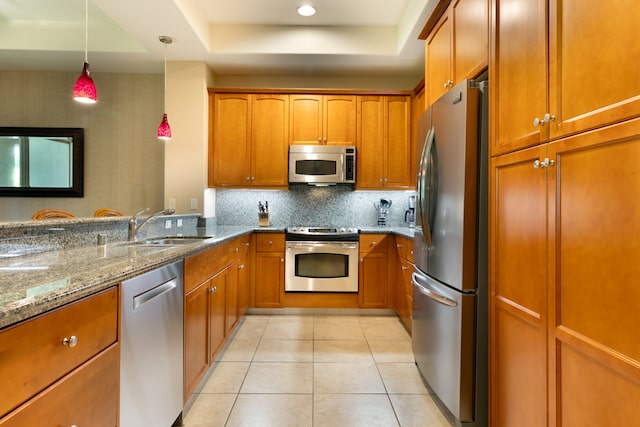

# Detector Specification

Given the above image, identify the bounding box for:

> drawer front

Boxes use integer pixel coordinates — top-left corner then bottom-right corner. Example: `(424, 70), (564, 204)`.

(228, 234), (251, 259)
(0, 344), (119, 427)
(0, 287), (118, 417)
(256, 233), (285, 252)
(359, 234), (388, 254)
(395, 236), (415, 262)
(185, 243), (229, 292)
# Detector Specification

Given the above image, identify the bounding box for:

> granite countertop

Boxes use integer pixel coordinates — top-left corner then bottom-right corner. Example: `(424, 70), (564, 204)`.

(0, 226), (254, 329)
(0, 225), (414, 329)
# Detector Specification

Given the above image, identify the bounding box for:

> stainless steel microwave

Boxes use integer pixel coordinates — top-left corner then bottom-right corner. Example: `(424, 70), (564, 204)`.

(288, 145), (356, 185)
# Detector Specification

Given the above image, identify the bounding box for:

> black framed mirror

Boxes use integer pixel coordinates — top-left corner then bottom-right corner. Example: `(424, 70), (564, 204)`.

(0, 127), (84, 197)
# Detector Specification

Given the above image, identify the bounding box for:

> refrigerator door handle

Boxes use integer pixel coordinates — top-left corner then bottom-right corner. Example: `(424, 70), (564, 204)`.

(412, 272), (457, 307)
(417, 126), (437, 246)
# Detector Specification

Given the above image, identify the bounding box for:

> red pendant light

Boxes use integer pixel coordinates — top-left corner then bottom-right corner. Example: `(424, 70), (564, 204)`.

(73, 0), (97, 103)
(157, 36), (173, 140)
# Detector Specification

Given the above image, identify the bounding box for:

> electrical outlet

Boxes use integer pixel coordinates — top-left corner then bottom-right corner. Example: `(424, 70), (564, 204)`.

(190, 198), (198, 209)
(165, 219), (172, 229)
(169, 198), (176, 209)
(177, 219), (183, 227)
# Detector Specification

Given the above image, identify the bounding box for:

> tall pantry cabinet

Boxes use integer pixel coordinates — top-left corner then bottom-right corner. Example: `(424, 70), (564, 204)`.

(489, 0), (640, 425)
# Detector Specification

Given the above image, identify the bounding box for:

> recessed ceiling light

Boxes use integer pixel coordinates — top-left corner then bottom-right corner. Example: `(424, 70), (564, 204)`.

(297, 5), (316, 16)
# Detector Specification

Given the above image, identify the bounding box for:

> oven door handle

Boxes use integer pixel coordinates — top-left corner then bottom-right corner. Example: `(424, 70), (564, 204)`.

(286, 242), (358, 250)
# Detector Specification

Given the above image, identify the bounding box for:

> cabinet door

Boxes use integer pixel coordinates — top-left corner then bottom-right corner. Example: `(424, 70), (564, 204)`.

(225, 263), (239, 335)
(489, 144), (548, 427)
(426, 10), (452, 106)
(548, 119), (640, 426)
(359, 251), (388, 308)
(208, 271), (226, 361)
(212, 94), (251, 185)
(254, 252), (284, 308)
(237, 255), (249, 317)
(395, 257), (413, 331)
(290, 94), (323, 145)
(548, 0), (640, 140)
(323, 95), (357, 145)
(490, 0), (548, 155)
(252, 94), (289, 186)
(356, 96), (385, 188)
(184, 280), (210, 400)
(384, 96), (412, 188)
(0, 345), (119, 427)
(452, 0), (488, 83)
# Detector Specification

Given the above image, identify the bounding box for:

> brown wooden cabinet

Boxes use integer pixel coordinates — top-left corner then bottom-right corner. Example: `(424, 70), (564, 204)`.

(290, 94), (356, 145)
(357, 95), (412, 189)
(425, 0), (488, 106)
(210, 93), (289, 187)
(490, 112), (640, 427)
(254, 233), (285, 308)
(359, 234), (390, 308)
(394, 236), (414, 332)
(183, 237), (254, 401)
(0, 287), (118, 424)
(491, 0), (640, 156)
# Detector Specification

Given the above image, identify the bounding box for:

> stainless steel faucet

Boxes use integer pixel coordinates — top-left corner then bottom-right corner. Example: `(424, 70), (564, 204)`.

(128, 208), (175, 242)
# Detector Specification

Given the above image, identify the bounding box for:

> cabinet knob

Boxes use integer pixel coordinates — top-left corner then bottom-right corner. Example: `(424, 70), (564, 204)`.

(268, 240), (273, 245)
(371, 241), (377, 246)
(280, 258), (284, 262)
(62, 335), (78, 348)
(397, 244), (402, 248)
(233, 247), (239, 253)
(401, 265), (408, 270)
(242, 242), (250, 247)
(360, 258), (364, 262)
(238, 264), (245, 270)
(245, 176), (251, 181)
(210, 286), (217, 293)
(379, 178), (384, 182)
(533, 158), (555, 169)
(534, 113), (556, 127)
(443, 80), (453, 89)
(318, 137), (322, 143)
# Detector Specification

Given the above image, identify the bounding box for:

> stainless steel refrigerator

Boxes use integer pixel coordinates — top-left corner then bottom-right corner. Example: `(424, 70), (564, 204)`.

(412, 79), (488, 427)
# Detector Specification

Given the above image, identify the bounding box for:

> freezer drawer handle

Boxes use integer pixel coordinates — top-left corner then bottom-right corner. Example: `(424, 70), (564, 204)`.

(412, 273), (457, 307)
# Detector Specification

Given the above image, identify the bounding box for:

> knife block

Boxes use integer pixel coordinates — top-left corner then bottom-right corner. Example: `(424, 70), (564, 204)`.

(258, 212), (270, 227)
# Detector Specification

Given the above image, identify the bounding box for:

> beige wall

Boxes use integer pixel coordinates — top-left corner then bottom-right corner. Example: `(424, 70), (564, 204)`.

(0, 70), (165, 221)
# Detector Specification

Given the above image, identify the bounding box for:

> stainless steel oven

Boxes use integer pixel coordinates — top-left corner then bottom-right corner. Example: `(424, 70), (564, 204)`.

(285, 227), (359, 292)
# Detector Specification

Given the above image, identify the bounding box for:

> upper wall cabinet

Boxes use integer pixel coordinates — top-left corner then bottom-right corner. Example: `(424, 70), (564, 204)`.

(424, 0), (488, 106)
(289, 94), (357, 146)
(491, 0), (640, 156)
(210, 94), (289, 187)
(356, 95), (412, 189)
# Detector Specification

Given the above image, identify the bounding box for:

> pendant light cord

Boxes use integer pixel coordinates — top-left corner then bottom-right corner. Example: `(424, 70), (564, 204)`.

(84, 0), (89, 63)
(163, 40), (167, 111)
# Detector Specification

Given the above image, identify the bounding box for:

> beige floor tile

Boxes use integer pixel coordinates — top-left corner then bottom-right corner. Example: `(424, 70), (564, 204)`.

(377, 362), (430, 394)
(217, 338), (259, 362)
(314, 394), (400, 427)
(232, 318), (268, 341)
(389, 394), (454, 427)
(181, 393), (236, 427)
(314, 361), (386, 394)
(314, 340), (374, 363)
(200, 362), (249, 394)
(241, 314), (271, 324)
(262, 315), (314, 340)
(369, 340), (415, 363)
(254, 339), (313, 362)
(225, 394), (312, 427)
(361, 319), (411, 341)
(240, 362), (313, 393)
(313, 316), (366, 340)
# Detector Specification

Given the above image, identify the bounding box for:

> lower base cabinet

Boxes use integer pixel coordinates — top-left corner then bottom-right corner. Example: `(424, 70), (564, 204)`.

(358, 234), (389, 308)
(254, 233), (285, 308)
(0, 345), (119, 427)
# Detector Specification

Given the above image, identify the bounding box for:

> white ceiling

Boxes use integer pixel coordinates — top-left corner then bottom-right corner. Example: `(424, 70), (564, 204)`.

(0, 0), (437, 78)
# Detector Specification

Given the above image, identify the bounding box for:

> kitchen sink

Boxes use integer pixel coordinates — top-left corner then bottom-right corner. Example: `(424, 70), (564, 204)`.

(144, 236), (211, 245)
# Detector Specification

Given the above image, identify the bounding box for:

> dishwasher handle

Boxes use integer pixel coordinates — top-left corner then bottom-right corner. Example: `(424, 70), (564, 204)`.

(133, 277), (178, 310)
(412, 272), (457, 307)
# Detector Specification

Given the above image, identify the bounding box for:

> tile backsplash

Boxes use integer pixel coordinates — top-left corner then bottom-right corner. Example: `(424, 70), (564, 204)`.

(215, 186), (416, 228)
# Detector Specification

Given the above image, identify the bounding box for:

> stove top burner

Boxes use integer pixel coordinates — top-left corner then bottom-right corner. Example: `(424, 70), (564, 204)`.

(286, 226), (359, 242)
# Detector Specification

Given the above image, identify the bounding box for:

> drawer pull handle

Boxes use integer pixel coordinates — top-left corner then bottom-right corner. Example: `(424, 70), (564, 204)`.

(62, 335), (78, 348)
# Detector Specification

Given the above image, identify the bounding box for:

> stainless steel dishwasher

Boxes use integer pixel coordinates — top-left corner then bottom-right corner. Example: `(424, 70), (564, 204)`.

(120, 260), (184, 427)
